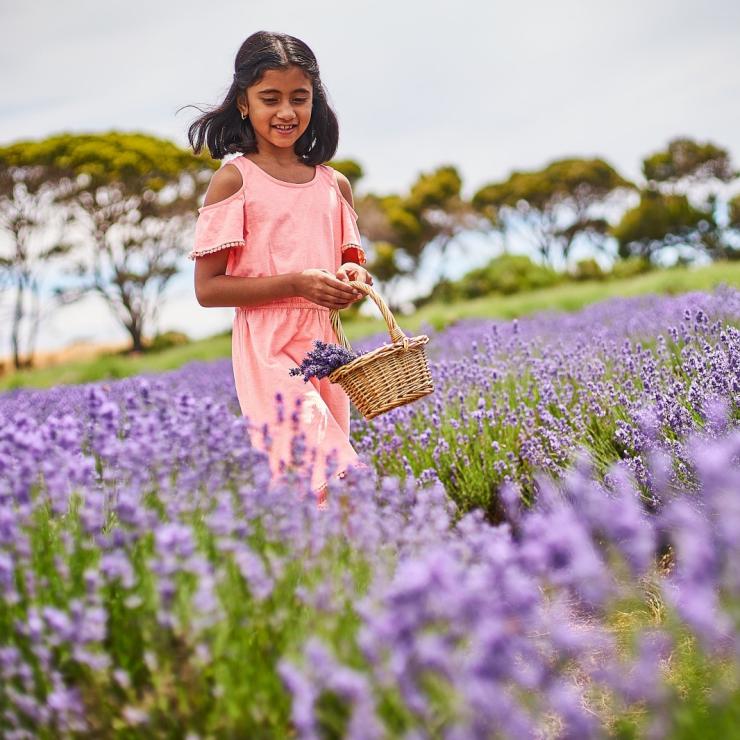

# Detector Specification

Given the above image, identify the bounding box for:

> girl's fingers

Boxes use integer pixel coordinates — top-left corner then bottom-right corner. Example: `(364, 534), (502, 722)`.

(323, 280), (360, 300)
(324, 273), (358, 290)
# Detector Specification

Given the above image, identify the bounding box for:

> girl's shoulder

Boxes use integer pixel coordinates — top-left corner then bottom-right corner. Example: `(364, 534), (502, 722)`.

(322, 165), (354, 207)
(320, 163), (344, 188)
(321, 162), (340, 181)
(202, 159), (244, 208)
(203, 157), (244, 206)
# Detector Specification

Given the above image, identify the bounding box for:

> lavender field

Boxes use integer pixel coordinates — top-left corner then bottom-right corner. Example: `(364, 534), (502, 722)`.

(1, 289), (739, 738)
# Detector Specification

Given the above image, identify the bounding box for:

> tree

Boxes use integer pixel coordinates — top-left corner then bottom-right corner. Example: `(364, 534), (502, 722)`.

(614, 137), (737, 261)
(34, 132), (214, 352)
(642, 137), (734, 184)
(472, 158), (634, 266)
(355, 165), (480, 308)
(0, 144), (77, 369)
(725, 193), (740, 260)
(610, 190), (714, 260)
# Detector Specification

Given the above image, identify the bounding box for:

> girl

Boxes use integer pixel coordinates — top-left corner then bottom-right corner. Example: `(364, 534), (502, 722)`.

(187, 31), (372, 497)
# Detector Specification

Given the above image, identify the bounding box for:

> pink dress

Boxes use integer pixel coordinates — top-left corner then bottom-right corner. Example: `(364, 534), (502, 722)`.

(189, 155), (364, 491)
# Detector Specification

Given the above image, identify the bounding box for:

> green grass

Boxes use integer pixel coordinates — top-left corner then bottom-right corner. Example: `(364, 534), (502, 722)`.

(0, 332), (235, 392)
(2, 261), (739, 392)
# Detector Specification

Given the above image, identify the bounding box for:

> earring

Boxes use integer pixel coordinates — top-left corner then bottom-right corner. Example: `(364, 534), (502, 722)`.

(240, 111), (247, 120)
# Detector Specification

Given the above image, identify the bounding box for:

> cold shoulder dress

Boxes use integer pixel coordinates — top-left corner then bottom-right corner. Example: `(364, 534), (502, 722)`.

(189, 155), (365, 492)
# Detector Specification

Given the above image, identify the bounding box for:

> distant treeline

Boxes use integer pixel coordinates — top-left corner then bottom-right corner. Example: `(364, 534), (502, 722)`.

(0, 132), (737, 368)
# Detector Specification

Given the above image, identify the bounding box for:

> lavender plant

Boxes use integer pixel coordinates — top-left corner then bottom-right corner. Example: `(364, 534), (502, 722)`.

(289, 340), (360, 382)
(0, 289), (738, 737)
(351, 288), (740, 515)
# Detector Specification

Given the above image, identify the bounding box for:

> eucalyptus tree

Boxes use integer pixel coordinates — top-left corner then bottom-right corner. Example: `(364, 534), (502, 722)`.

(472, 158), (634, 267)
(642, 137), (734, 185)
(610, 190), (713, 260)
(355, 165), (480, 309)
(52, 132), (215, 352)
(612, 138), (737, 261)
(0, 141), (77, 369)
(729, 194), (740, 257)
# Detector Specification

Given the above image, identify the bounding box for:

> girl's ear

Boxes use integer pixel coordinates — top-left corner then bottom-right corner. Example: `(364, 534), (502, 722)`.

(236, 91), (248, 117)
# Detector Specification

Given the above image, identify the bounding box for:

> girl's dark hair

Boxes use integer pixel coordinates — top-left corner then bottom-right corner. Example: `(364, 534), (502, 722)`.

(185, 31), (339, 164)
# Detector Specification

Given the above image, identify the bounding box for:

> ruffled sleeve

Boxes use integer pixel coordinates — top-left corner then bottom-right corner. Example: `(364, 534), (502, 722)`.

(339, 195), (367, 266)
(189, 189), (246, 260)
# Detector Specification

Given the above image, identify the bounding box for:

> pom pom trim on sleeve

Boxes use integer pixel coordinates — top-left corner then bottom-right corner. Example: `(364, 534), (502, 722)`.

(188, 239), (246, 261)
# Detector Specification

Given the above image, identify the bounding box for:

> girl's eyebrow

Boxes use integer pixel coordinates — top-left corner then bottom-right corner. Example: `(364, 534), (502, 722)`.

(257, 88), (311, 95)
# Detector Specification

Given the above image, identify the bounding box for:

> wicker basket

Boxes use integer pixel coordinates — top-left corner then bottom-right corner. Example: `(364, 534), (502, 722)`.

(328, 281), (434, 420)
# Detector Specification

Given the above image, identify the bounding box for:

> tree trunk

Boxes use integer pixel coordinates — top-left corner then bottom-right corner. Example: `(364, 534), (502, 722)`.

(25, 277), (42, 369)
(12, 279), (22, 370)
(126, 321), (145, 353)
(11, 274), (28, 370)
(124, 317), (144, 352)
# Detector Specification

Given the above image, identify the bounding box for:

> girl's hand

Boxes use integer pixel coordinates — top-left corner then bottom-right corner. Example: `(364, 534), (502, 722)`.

(296, 268), (363, 309)
(336, 263), (374, 286)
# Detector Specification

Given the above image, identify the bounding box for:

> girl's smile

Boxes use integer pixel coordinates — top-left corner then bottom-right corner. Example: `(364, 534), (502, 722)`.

(273, 124), (298, 135)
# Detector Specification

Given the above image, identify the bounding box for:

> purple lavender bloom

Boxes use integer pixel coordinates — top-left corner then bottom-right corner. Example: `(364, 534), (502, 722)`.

(289, 340), (360, 382)
(277, 660), (319, 738)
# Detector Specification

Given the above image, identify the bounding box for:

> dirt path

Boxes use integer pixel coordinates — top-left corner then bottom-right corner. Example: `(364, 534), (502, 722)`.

(0, 340), (130, 373)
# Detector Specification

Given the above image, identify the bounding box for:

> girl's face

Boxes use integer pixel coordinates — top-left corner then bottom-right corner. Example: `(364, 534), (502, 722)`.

(238, 65), (314, 154)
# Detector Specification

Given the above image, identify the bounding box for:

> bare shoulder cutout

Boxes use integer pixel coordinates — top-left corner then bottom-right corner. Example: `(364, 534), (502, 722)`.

(203, 162), (244, 207)
(332, 169), (355, 208)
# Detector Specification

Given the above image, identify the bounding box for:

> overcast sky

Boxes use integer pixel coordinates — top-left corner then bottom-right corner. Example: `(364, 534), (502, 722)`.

(1, 0), (739, 355)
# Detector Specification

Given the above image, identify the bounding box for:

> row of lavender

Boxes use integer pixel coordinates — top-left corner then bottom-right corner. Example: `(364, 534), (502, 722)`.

(353, 288), (740, 515)
(0, 289), (738, 736)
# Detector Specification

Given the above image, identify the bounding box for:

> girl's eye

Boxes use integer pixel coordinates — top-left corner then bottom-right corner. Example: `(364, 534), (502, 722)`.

(262, 99), (309, 105)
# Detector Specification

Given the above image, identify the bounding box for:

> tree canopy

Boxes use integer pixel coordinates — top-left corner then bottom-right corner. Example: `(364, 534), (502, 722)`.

(472, 158), (634, 264)
(354, 165), (478, 308)
(610, 190), (714, 259)
(642, 137), (735, 184)
(613, 137), (738, 261)
(328, 158), (364, 187)
(0, 131), (214, 194)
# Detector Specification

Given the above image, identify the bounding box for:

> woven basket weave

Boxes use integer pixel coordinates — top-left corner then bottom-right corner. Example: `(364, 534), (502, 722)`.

(329, 281), (434, 420)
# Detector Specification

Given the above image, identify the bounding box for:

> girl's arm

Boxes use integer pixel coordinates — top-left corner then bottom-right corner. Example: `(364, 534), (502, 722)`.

(194, 166), (362, 310)
(196, 256), (360, 310)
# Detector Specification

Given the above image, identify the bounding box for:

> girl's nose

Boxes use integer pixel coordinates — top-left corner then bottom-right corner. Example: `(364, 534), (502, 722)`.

(278, 103), (296, 119)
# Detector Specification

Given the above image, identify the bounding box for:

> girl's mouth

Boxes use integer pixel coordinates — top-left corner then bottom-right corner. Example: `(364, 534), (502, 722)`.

(273, 124), (297, 135)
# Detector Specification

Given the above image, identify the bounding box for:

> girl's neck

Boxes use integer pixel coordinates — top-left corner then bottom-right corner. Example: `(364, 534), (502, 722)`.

(248, 152), (304, 168)
(249, 136), (307, 169)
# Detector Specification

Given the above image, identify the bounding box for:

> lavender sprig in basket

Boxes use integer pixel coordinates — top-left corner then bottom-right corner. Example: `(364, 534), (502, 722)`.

(289, 340), (362, 383)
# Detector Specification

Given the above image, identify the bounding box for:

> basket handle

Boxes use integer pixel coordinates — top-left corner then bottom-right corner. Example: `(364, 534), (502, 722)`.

(330, 280), (407, 352)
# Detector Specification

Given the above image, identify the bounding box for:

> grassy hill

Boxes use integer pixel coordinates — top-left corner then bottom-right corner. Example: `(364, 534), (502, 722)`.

(2, 261), (739, 392)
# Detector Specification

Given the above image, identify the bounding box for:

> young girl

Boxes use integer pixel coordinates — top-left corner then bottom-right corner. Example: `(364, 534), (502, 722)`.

(187, 31), (372, 497)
